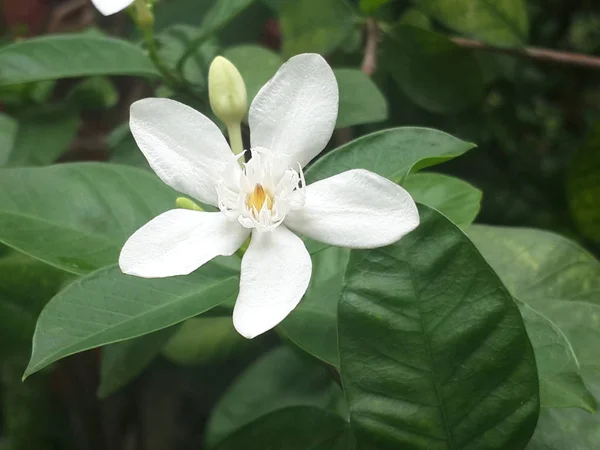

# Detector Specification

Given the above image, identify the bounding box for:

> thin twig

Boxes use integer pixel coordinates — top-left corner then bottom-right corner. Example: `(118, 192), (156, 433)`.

(451, 37), (600, 70)
(361, 18), (379, 76)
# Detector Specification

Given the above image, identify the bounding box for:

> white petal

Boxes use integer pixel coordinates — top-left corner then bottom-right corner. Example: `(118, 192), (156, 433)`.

(285, 169), (419, 248)
(91, 0), (134, 15)
(233, 226), (312, 339)
(249, 54), (338, 168)
(130, 98), (237, 206)
(119, 210), (249, 278)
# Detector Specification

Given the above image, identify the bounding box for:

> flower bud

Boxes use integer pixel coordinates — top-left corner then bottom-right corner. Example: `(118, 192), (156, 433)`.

(175, 197), (203, 211)
(208, 56), (248, 126)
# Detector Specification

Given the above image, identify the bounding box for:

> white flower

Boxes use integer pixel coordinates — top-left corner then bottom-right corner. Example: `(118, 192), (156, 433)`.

(120, 54), (419, 339)
(91, 0), (134, 16)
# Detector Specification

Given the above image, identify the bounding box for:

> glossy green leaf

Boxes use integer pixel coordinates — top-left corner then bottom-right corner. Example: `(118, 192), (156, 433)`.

(0, 113), (17, 166)
(383, 26), (484, 113)
(567, 126), (600, 242)
(404, 172), (482, 228)
(0, 163), (176, 274)
(279, 246), (349, 367)
(306, 127), (475, 184)
(415, 0), (529, 47)
(223, 45), (281, 104)
(339, 205), (539, 449)
(0, 35), (158, 86)
(280, 0), (355, 57)
(206, 346), (347, 446)
(469, 225), (600, 412)
(517, 300), (596, 412)
(335, 68), (388, 128)
(213, 407), (352, 450)
(6, 109), (79, 167)
(98, 326), (179, 398)
(25, 257), (240, 378)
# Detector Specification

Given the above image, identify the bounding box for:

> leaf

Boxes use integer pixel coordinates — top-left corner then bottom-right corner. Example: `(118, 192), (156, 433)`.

(0, 113), (17, 166)
(279, 245), (349, 367)
(383, 25), (484, 113)
(0, 35), (158, 86)
(339, 205), (539, 449)
(517, 300), (596, 412)
(223, 45), (282, 104)
(404, 172), (482, 228)
(415, 0), (529, 47)
(98, 326), (179, 398)
(25, 257), (240, 378)
(359, 0), (392, 15)
(206, 346), (347, 446)
(66, 76), (119, 111)
(0, 252), (70, 357)
(468, 225), (600, 412)
(6, 109), (79, 167)
(567, 125), (600, 242)
(212, 407), (352, 450)
(305, 127), (476, 184)
(280, 0), (355, 57)
(0, 163), (176, 274)
(335, 68), (388, 128)
(108, 123), (151, 170)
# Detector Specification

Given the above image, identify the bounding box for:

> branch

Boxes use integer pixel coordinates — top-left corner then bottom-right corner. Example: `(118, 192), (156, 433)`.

(361, 18), (379, 76)
(451, 37), (600, 70)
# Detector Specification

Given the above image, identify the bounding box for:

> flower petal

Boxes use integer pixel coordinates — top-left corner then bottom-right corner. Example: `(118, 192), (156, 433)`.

(119, 210), (249, 278)
(249, 54), (338, 168)
(91, 0), (134, 15)
(130, 98), (237, 206)
(285, 169), (419, 248)
(233, 226), (312, 339)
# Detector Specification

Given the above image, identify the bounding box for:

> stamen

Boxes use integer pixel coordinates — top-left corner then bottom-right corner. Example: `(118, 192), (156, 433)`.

(246, 184), (273, 213)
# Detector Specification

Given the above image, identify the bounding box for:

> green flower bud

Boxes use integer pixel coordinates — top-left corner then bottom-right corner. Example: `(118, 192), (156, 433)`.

(175, 197), (203, 211)
(208, 56), (248, 126)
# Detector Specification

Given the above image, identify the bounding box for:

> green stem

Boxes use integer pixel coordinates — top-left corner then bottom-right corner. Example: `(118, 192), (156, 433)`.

(227, 122), (244, 156)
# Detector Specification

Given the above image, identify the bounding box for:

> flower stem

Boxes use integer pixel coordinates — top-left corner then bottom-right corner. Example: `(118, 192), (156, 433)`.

(227, 122), (244, 156)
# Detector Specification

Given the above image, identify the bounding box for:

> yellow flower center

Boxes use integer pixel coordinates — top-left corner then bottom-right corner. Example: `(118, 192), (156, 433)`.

(246, 184), (273, 212)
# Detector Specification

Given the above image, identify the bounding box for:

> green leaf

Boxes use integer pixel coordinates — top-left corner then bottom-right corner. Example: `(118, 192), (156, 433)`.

(212, 407), (352, 450)
(359, 0), (392, 15)
(0, 163), (176, 274)
(339, 205), (539, 449)
(6, 109), (79, 167)
(66, 76), (119, 111)
(335, 68), (388, 128)
(0, 113), (17, 166)
(0, 252), (70, 357)
(517, 300), (596, 412)
(223, 45), (281, 104)
(279, 246), (349, 367)
(280, 0), (355, 57)
(306, 127), (476, 184)
(468, 225), (600, 412)
(567, 126), (600, 242)
(404, 172), (482, 228)
(98, 326), (179, 398)
(415, 0), (529, 47)
(0, 35), (158, 86)
(206, 346), (347, 446)
(108, 123), (151, 170)
(25, 257), (240, 378)
(383, 26), (484, 113)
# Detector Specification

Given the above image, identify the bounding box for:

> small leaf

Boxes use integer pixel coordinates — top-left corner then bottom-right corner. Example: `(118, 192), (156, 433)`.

(0, 163), (176, 274)
(206, 346), (346, 446)
(404, 172), (482, 228)
(0, 35), (158, 86)
(335, 68), (388, 128)
(567, 125), (600, 242)
(306, 127), (475, 184)
(25, 257), (240, 378)
(6, 109), (79, 167)
(339, 205), (539, 449)
(415, 0), (529, 47)
(213, 407), (352, 450)
(0, 113), (18, 166)
(98, 326), (179, 398)
(359, 0), (392, 15)
(280, 0), (355, 57)
(383, 25), (484, 113)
